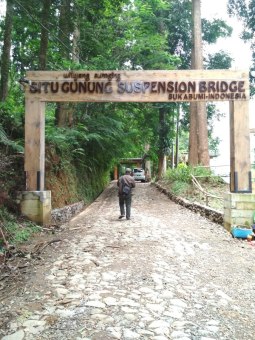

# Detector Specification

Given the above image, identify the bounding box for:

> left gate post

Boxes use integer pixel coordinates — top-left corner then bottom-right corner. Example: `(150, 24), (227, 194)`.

(19, 98), (51, 225)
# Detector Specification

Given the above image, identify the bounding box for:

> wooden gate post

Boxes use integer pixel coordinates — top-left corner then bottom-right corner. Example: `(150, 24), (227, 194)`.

(19, 98), (51, 225)
(24, 98), (45, 190)
(229, 100), (251, 193)
(224, 100), (254, 231)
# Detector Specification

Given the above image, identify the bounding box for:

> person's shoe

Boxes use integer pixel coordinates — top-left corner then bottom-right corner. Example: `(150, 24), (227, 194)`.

(126, 217), (130, 220)
(119, 215), (125, 219)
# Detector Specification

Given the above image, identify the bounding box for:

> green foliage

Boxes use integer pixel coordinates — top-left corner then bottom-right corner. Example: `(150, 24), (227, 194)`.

(166, 0), (232, 69)
(0, 122), (24, 153)
(205, 51), (233, 70)
(164, 163), (213, 183)
(157, 105), (176, 156)
(163, 164), (224, 197)
(202, 19), (232, 44)
(75, 163), (110, 203)
(45, 106), (135, 205)
(170, 180), (190, 196)
(0, 207), (40, 246)
(0, 78), (25, 152)
(0, 151), (25, 199)
(209, 136), (220, 158)
(165, 163), (191, 183)
(227, 0), (248, 19)
(192, 166), (213, 178)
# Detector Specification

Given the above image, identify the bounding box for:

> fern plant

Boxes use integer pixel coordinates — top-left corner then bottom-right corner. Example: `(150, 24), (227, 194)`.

(0, 123), (24, 153)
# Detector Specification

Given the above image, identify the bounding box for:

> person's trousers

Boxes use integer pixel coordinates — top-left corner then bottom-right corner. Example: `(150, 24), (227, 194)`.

(119, 194), (132, 219)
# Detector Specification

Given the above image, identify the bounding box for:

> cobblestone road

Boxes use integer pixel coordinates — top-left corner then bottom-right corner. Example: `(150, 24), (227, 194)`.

(1, 181), (255, 340)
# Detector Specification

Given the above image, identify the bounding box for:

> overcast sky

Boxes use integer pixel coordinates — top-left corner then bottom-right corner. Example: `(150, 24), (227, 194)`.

(201, 0), (252, 70)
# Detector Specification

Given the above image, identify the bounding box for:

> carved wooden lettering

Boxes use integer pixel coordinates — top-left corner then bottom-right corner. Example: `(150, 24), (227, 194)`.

(25, 70), (249, 102)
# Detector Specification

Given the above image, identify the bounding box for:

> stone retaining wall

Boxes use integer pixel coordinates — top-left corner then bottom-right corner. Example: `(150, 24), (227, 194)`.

(51, 201), (85, 225)
(153, 182), (223, 225)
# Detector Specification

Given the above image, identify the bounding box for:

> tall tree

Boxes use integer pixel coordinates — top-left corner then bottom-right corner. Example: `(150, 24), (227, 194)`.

(0, 0), (13, 102)
(39, 0), (52, 70)
(55, 0), (73, 127)
(72, 3), (80, 64)
(189, 0), (210, 166)
(165, 0), (232, 166)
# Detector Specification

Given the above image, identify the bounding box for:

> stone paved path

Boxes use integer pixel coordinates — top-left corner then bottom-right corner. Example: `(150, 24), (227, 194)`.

(1, 181), (255, 340)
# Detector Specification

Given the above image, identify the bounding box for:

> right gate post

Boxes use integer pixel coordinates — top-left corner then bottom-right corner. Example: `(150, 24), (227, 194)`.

(224, 100), (255, 231)
(229, 100), (251, 193)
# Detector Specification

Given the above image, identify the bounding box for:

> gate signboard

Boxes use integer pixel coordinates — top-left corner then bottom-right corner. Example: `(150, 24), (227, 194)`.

(25, 69), (249, 102)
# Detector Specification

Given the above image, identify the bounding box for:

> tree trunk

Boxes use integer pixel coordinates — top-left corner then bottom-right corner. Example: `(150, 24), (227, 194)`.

(189, 0), (210, 166)
(158, 153), (165, 179)
(55, 0), (72, 127)
(59, 0), (71, 50)
(189, 102), (199, 165)
(39, 0), (51, 70)
(175, 104), (180, 167)
(72, 7), (80, 64)
(158, 107), (167, 179)
(197, 101), (210, 165)
(0, 0), (13, 102)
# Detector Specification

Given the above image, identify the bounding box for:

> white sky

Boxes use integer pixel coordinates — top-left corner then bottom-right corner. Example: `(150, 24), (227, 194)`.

(201, 0), (254, 167)
(201, 0), (252, 70)
(0, 1), (5, 16)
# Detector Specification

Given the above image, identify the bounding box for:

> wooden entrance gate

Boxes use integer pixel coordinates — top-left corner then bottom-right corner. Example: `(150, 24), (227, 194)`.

(22, 69), (251, 226)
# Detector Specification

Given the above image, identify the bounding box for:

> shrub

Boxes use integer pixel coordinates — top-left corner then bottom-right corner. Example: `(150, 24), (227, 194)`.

(165, 163), (191, 183)
(0, 207), (40, 247)
(170, 181), (190, 195)
(164, 164), (214, 184)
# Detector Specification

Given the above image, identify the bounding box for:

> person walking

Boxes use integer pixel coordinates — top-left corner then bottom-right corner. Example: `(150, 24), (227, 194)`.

(117, 168), (136, 220)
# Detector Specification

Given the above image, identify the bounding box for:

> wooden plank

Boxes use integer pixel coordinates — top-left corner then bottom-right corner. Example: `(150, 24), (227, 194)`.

(230, 100), (251, 192)
(25, 69), (249, 103)
(24, 98), (45, 190)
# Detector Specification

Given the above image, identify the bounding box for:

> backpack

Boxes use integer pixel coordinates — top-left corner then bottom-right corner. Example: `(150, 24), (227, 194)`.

(122, 185), (131, 195)
(121, 177), (131, 195)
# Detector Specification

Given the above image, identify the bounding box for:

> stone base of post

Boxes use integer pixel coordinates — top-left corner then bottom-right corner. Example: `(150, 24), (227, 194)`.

(224, 192), (255, 231)
(17, 191), (51, 225)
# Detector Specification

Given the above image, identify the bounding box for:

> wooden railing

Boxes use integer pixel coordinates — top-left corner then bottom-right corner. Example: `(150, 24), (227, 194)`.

(191, 174), (223, 206)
